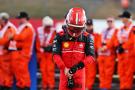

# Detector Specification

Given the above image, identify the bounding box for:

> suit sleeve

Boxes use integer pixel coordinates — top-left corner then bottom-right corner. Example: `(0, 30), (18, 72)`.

(35, 33), (42, 53)
(94, 34), (99, 54)
(83, 35), (95, 65)
(85, 35), (95, 56)
(53, 34), (66, 70)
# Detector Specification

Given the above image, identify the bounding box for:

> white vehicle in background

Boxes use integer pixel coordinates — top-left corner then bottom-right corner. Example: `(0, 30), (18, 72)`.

(55, 19), (135, 34)
(93, 19), (122, 33)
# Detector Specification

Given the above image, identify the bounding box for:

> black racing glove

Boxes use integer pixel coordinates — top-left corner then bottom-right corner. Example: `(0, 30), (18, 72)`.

(69, 62), (85, 74)
(117, 44), (124, 54)
(67, 76), (74, 88)
(67, 62), (84, 88)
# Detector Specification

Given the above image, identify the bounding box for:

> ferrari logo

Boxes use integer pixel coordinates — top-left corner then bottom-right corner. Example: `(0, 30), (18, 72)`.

(64, 42), (69, 48)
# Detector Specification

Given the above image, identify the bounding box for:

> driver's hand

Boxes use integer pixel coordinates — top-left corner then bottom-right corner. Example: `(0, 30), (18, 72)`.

(64, 67), (73, 77)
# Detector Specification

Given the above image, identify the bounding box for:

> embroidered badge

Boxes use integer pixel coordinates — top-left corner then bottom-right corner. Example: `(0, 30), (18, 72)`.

(63, 42), (69, 48)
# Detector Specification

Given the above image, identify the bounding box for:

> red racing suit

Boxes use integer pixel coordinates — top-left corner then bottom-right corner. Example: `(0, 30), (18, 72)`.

(36, 26), (56, 88)
(53, 29), (95, 90)
(85, 33), (99, 89)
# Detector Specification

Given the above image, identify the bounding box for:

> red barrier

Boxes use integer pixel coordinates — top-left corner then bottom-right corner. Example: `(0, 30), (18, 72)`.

(10, 18), (64, 30)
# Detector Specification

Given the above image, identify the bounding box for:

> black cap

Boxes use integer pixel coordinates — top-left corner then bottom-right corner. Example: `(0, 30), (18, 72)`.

(86, 19), (93, 25)
(118, 11), (131, 18)
(16, 11), (30, 20)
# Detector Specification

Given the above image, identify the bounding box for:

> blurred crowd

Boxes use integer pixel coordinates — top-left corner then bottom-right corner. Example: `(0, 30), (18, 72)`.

(0, 8), (135, 90)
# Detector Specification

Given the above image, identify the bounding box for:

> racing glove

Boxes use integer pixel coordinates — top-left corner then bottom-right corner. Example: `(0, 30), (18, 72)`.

(67, 76), (74, 88)
(69, 61), (84, 74)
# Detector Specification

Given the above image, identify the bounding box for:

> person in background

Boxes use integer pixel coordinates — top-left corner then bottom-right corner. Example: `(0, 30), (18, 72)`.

(0, 12), (17, 90)
(36, 16), (56, 90)
(10, 11), (35, 90)
(85, 19), (98, 90)
(97, 17), (117, 90)
(53, 7), (95, 90)
(122, 14), (135, 89)
(111, 11), (134, 90)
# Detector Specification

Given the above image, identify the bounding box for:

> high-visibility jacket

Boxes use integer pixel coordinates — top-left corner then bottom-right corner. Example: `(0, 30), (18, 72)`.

(110, 22), (134, 89)
(11, 22), (35, 88)
(0, 21), (17, 55)
(0, 21), (17, 87)
(97, 27), (117, 89)
(14, 22), (36, 56)
(36, 26), (56, 88)
(36, 26), (56, 53)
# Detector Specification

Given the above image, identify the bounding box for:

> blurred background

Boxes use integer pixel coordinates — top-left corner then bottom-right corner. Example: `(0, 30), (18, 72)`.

(1, 0), (135, 90)
(1, 0), (135, 33)
(0, 0), (135, 19)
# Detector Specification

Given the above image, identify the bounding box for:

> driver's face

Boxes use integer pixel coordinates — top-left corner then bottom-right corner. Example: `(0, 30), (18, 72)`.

(68, 26), (84, 33)
(67, 25), (84, 37)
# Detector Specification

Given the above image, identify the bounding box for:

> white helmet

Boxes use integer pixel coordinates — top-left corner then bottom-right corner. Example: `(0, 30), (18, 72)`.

(42, 16), (54, 27)
(0, 12), (9, 20)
